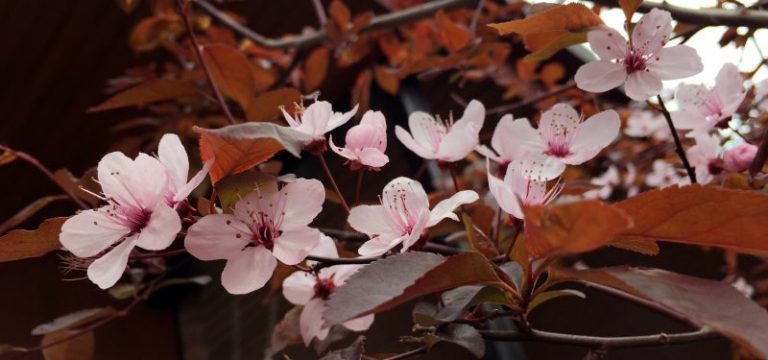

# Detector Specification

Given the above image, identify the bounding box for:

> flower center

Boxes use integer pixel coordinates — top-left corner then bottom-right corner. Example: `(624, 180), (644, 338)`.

(545, 142), (571, 158)
(250, 213), (280, 250)
(313, 277), (337, 300)
(623, 50), (647, 74)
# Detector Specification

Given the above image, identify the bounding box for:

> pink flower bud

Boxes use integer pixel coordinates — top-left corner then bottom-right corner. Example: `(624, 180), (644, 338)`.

(723, 143), (758, 173)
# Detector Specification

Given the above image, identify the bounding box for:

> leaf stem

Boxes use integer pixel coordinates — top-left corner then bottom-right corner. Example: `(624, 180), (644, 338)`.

(653, 95), (697, 184)
(355, 168), (364, 205)
(316, 153), (350, 213)
(479, 327), (718, 349)
(176, 0), (236, 125)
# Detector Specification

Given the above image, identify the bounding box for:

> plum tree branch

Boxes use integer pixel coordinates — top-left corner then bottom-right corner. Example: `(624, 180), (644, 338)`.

(480, 327), (719, 349)
(588, 0), (768, 28)
(190, 0), (477, 50)
(652, 95), (697, 184)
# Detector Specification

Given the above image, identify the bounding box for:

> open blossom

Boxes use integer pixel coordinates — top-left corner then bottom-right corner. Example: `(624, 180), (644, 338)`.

(686, 133), (722, 184)
(348, 177), (478, 256)
(60, 149), (183, 289)
(672, 63), (746, 135)
(157, 134), (213, 206)
(476, 114), (525, 166)
(282, 100), (358, 152)
(487, 159), (562, 219)
(583, 164), (638, 200)
(501, 104), (621, 180)
(723, 143), (758, 173)
(575, 9), (703, 101)
(184, 178), (324, 294)
(624, 110), (670, 141)
(282, 236), (373, 345)
(330, 110), (389, 169)
(395, 100), (485, 162)
(645, 159), (689, 188)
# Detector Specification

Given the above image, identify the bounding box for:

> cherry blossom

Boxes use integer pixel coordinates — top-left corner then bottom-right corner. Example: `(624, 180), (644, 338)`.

(395, 100), (485, 163)
(672, 63), (746, 136)
(575, 9), (703, 101)
(583, 164), (638, 200)
(624, 110), (670, 141)
(184, 178), (324, 294)
(723, 143), (758, 173)
(501, 104), (621, 180)
(59, 151), (182, 289)
(476, 114), (526, 166)
(348, 177), (479, 256)
(486, 159), (562, 219)
(282, 100), (358, 152)
(645, 159), (690, 188)
(686, 133), (722, 184)
(330, 110), (389, 169)
(156, 134), (213, 207)
(282, 236), (373, 345)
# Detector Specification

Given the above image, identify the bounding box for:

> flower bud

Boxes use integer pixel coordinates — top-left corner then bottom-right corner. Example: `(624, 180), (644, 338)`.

(723, 143), (758, 173)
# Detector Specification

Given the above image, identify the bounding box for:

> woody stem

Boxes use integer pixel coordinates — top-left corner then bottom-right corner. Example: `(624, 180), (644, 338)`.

(653, 95), (697, 184)
(317, 154), (350, 213)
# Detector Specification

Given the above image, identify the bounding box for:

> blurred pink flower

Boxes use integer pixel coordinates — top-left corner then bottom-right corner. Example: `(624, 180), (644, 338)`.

(583, 164), (638, 200)
(575, 9), (702, 101)
(184, 178), (324, 294)
(487, 158), (562, 219)
(330, 110), (389, 169)
(723, 143), (757, 173)
(348, 177), (478, 256)
(672, 63), (746, 135)
(501, 104), (621, 180)
(60, 151), (181, 289)
(157, 134), (212, 206)
(476, 114), (526, 166)
(624, 110), (670, 141)
(686, 133), (722, 184)
(645, 159), (690, 188)
(282, 236), (373, 345)
(282, 100), (358, 153)
(395, 100), (485, 162)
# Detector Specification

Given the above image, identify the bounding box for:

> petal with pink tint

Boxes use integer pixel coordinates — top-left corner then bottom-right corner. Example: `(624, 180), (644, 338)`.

(427, 190), (479, 227)
(348, 205), (394, 235)
(60, 207), (130, 258)
(326, 104), (359, 133)
(282, 271), (316, 305)
(566, 110), (620, 164)
(97, 152), (136, 205)
(310, 234), (339, 258)
(343, 314), (374, 332)
(588, 26), (627, 60)
(300, 298), (329, 345)
(476, 145), (502, 162)
(452, 99), (485, 131)
(671, 110), (704, 130)
(631, 8), (672, 56)
(329, 135), (357, 161)
(221, 246), (277, 294)
(500, 118), (547, 159)
(488, 166), (523, 219)
(675, 84), (709, 113)
(282, 178), (325, 230)
(172, 159), (212, 203)
(134, 202), (182, 251)
(407, 112), (442, 152)
(87, 237), (137, 289)
(131, 153), (169, 206)
(272, 227), (322, 265)
(185, 214), (250, 261)
(624, 71), (663, 101)
(436, 126), (478, 162)
(157, 133), (189, 190)
(233, 180), (280, 221)
(358, 233), (404, 256)
(358, 148), (389, 168)
(648, 45), (703, 80)
(400, 208), (430, 252)
(395, 125), (436, 159)
(575, 61), (627, 93)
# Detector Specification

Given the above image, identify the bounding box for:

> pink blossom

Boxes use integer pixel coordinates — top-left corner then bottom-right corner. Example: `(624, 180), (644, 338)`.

(282, 100), (358, 140)
(395, 100), (485, 162)
(59, 152), (182, 289)
(583, 164), (638, 200)
(501, 104), (621, 180)
(575, 9), (703, 101)
(723, 143), (758, 173)
(157, 134), (213, 206)
(624, 110), (670, 141)
(645, 159), (690, 188)
(476, 114), (526, 165)
(672, 63), (746, 135)
(686, 133), (722, 184)
(282, 236), (373, 345)
(487, 159), (562, 219)
(348, 177), (478, 256)
(329, 110), (389, 169)
(184, 178), (324, 294)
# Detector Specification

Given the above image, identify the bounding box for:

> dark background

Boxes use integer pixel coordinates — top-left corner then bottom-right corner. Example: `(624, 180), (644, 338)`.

(0, 0), (737, 359)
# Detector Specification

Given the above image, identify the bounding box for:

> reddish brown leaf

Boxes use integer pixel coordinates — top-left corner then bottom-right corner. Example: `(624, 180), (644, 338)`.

(373, 66), (399, 95)
(435, 10), (472, 52)
(42, 330), (94, 360)
(329, 0), (351, 32)
(53, 168), (100, 207)
(244, 88), (302, 123)
(0, 196), (68, 235)
(619, 0), (643, 21)
(609, 237), (659, 256)
(615, 185), (768, 256)
(463, 214), (499, 259)
(0, 217), (66, 263)
(195, 123), (310, 184)
(540, 62), (565, 86)
(201, 44), (258, 111)
(352, 69), (372, 115)
(129, 15), (182, 53)
(523, 200), (632, 259)
(303, 47), (331, 92)
(89, 78), (201, 112)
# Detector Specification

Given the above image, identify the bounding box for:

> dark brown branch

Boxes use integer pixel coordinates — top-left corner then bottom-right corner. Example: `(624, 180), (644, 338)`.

(480, 327), (718, 349)
(191, 0), (477, 50)
(750, 126), (768, 175)
(653, 95), (697, 184)
(306, 255), (382, 265)
(176, 0), (237, 125)
(383, 346), (428, 360)
(589, 0), (768, 28)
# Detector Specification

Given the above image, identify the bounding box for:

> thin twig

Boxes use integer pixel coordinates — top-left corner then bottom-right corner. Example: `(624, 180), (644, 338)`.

(653, 95), (697, 184)
(320, 227), (367, 240)
(192, 0), (477, 50)
(589, 0), (768, 28)
(176, 0), (237, 125)
(311, 0), (328, 26)
(130, 248), (189, 260)
(750, 127), (768, 175)
(317, 153), (350, 213)
(468, 0), (486, 33)
(480, 327), (718, 349)
(0, 145), (89, 210)
(383, 346), (428, 360)
(306, 255), (381, 265)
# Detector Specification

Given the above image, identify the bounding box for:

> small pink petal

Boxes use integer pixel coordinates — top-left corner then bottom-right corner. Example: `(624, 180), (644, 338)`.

(157, 133), (190, 191)
(427, 190), (479, 227)
(343, 314), (374, 332)
(282, 178), (325, 230)
(282, 271), (316, 305)
(648, 45), (703, 80)
(272, 227), (321, 265)
(87, 237), (137, 289)
(300, 298), (329, 345)
(358, 148), (389, 168)
(348, 205), (395, 235)
(575, 61), (627, 93)
(185, 214), (250, 261)
(395, 125), (435, 159)
(588, 26), (627, 60)
(631, 8), (673, 56)
(358, 233), (404, 256)
(134, 202), (182, 251)
(60, 207), (130, 258)
(624, 71), (663, 101)
(221, 246), (277, 294)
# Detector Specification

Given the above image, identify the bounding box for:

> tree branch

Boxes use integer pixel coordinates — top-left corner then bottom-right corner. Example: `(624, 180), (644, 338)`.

(191, 0), (477, 50)
(750, 126), (768, 176)
(652, 95), (697, 184)
(589, 0), (768, 28)
(480, 327), (719, 349)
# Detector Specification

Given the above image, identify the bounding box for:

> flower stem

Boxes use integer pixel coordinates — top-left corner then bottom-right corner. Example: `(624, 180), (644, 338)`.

(653, 95), (697, 184)
(317, 154), (350, 213)
(355, 168), (364, 205)
(479, 327), (717, 349)
(448, 164), (462, 192)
